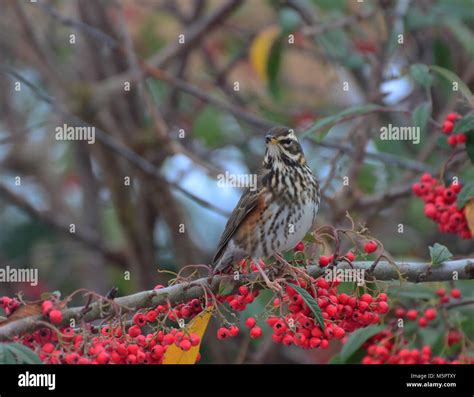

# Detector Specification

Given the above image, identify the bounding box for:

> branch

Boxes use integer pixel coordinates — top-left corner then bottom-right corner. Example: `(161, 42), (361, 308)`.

(0, 259), (472, 341)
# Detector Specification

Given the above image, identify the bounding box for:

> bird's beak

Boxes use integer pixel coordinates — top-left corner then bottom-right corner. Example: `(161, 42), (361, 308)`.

(265, 135), (278, 145)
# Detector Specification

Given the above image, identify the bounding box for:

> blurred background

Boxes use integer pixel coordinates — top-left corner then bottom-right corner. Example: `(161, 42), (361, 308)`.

(0, 0), (473, 362)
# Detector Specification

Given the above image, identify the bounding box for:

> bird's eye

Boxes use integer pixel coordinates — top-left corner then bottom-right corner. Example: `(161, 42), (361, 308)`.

(279, 139), (292, 146)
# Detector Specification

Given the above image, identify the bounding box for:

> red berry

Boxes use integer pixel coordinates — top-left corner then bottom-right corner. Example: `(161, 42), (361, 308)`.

(128, 325), (141, 338)
(189, 333), (201, 346)
(49, 309), (62, 325)
(450, 288), (461, 299)
(229, 325), (239, 337)
(217, 327), (230, 340)
(238, 285), (249, 296)
(377, 301), (389, 314)
(447, 135), (458, 146)
(319, 255), (331, 267)
(133, 313), (147, 327)
(418, 317), (428, 327)
(333, 327), (345, 339)
(146, 310), (158, 323)
(345, 251), (355, 262)
(294, 242), (305, 252)
(442, 120), (454, 134)
(179, 340), (192, 351)
(249, 326), (262, 339)
(96, 352), (110, 364)
(424, 308), (437, 321)
(245, 317), (256, 328)
(456, 133), (467, 144)
(395, 308), (405, 318)
(406, 309), (418, 320)
(436, 288), (446, 297)
(363, 241), (378, 254)
(41, 300), (54, 315)
(360, 293), (373, 304)
(446, 112), (461, 122)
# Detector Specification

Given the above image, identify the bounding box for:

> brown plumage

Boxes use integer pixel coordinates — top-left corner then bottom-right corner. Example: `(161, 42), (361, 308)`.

(213, 126), (320, 276)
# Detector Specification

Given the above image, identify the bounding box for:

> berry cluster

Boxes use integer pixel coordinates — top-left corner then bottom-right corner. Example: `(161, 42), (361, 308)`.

(412, 173), (471, 239)
(0, 296), (20, 315)
(441, 112), (467, 147)
(1, 287), (210, 364)
(264, 279), (388, 350)
(360, 285), (472, 364)
(361, 328), (472, 364)
(18, 306), (205, 364)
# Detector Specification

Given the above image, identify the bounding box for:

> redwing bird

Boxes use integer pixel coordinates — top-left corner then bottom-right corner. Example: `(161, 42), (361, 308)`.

(212, 126), (320, 289)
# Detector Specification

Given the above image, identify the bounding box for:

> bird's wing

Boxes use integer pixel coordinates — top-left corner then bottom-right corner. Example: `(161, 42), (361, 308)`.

(212, 186), (262, 266)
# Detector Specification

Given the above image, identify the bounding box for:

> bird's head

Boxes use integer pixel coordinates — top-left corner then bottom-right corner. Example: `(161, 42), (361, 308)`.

(263, 127), (306, 168)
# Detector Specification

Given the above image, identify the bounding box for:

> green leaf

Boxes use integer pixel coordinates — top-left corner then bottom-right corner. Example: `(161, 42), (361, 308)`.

(218, 277), (235, 296)
(0, 343), (42, 364)
(302, 104), (382, 139)
(267, 37), (283, 99)
(287, 282), (324, 331)
(411, 102), (431, 135)
(437, 135), (450, 150)
(445, 20), (474, 57)
(303, 233), (316, 243)
(397, 289), (434, 300)
(430, 65), (474, 106)
(453, 114), (474, 134)
(429, 243), (453, 267)
(410, 64), (433, 88)
(433, 38), (453, 70)
(339, 325), (386, 363)
(466, 132), (474, 164)
(457, 181), (474, 208)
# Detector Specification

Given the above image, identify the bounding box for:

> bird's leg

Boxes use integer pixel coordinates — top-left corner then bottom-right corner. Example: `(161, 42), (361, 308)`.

(274, 253), (311, 283)
(253, 259), (283, 294)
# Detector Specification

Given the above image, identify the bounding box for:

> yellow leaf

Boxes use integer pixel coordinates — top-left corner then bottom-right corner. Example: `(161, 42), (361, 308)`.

(249, 26), (280, 82)
(465, 199), (474, 236)
(162, 308), (213, 364)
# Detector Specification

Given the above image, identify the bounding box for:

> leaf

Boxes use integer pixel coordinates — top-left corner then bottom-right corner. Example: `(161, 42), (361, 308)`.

(218, 277), (235, 296)
(267, 37), (283, 98)
(411, 102), (431, 135)
(339, 325), (386, 363)
(410, 64), (433, 88)
(397, 289), (434, 300)
(445, 20), (474, 57)
(464, 199), (474, 236)
(0, 343), (42, 364)
(287, 282), (324, 331)
(429, 243), (453, 267)
(302, 104), (382, 139)
(466, 131), (474, 164)
(430, 65), (474, 106)
(162, 308), (212, 364)
(453, 114), (474, 134)
(456, 181), (474, 208)
(249, 26), (281, 83)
